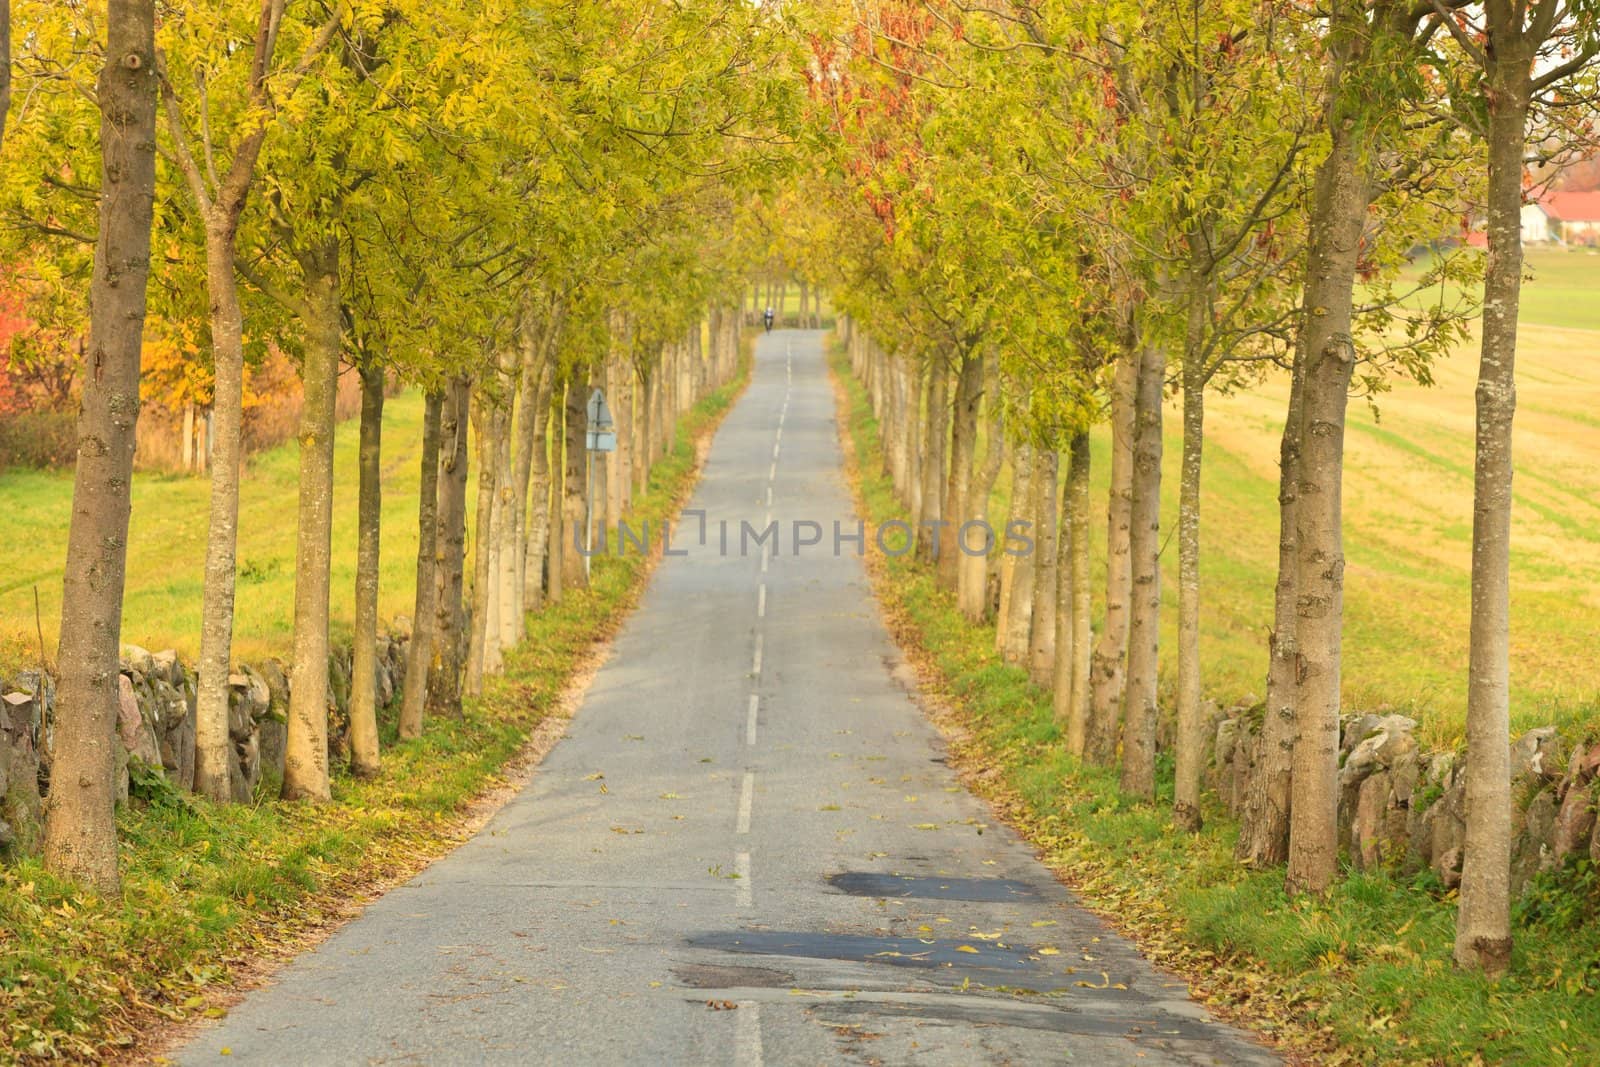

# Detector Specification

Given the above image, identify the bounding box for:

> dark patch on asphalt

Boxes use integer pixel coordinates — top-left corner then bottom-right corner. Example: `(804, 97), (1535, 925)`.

(686, 929), (1131, 994)
(672, 963), (795, 989)
(814, 998), (1221, 1046)
(828, 871), (1042, 902)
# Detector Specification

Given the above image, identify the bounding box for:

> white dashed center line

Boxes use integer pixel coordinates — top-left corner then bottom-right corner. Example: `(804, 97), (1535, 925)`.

(751, 633), (763, 675)
(735, 1002), (762, 1067)
(757, 583), (766, 618)
(746, 693), (759, 745)
(735, 852), (752, 907)
(736, 772), (754, 834)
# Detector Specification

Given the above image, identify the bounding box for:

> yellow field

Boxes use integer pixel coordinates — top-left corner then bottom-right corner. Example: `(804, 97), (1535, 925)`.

(1139, 269), (1600, 743)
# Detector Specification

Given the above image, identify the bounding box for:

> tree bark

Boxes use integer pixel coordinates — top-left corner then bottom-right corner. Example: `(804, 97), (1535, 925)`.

(282, 236), (341, 804)
(42, 0), (158, 894)
(1061, 429), (1092, 755)
(465, 384), (501, 696)
(959, 354), (1004, 620)
(941, 349), (982, 591)
(0, 1), (11, 154)
(181, 403), (195, 471)
(999, 444), (1035, 664)
(1236, 337), (1306, 866)
(512, 308), (551, 616)
(1455, 32), (1532, 975)
(493, 370), (519, 655)
(544, 375), (566, 606)
(191, 225), (249, 803)
(562, 373), (589, 591)
(916, 355), (948, 565)
(347, 360), (384, 777)
(1028, 448), (1060, 686)
(1175, 315), (1206, 831)
(633, 364), (651, 500)
(398, 390), (442, 740)
(1086, 337), (1138, 765)
(1287, 100), (1372, 896)
(427, 375), (470, 718)
(521, 351), (555, 614)
(1119, 340), (1166, 800)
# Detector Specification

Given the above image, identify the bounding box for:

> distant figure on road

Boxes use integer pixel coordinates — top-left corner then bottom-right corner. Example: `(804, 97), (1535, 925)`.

(763, 306), (775, 332)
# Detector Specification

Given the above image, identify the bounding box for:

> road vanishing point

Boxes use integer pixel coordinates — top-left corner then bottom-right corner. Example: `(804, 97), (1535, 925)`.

(175, 330), (1277, 1066)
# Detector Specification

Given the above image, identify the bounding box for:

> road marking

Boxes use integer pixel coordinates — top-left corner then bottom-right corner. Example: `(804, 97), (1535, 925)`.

(757, 583), (766, 618)
(736, 772), (754, 834)
(775, 426), (782, 443)
(752, 633), (763, 675)
(768, 461), (776, 481)
(735, 852), (752, 907)
(735, 1001), (762, 1067)
(765, 485), (772, 506)
(746, 693), (759, 745)
(772, 442), (780, 460)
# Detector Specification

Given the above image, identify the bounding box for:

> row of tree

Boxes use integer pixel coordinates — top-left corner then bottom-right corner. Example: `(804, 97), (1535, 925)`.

(793, 0), (1595, 976)
(5, 0), (799, 896)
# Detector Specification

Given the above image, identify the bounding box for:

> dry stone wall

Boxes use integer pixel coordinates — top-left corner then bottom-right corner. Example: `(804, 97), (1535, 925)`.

(1207, 703), (1599, 897)
(0, 633), (409, 858)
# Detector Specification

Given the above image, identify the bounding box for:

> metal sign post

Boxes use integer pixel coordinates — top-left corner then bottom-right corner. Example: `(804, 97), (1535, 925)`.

(584, 388), (616, 579)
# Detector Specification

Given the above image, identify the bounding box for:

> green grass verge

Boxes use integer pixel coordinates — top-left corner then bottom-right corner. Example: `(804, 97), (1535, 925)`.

(0, 356), (748, 1063)
(830, 341), (1600, 1066)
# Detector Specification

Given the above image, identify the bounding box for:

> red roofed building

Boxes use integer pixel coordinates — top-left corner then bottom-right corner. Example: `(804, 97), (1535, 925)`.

(1522, 190), (1600, 245)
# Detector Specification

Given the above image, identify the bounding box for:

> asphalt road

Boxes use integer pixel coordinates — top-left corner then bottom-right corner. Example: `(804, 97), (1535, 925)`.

(175, 330), (1276, 1066)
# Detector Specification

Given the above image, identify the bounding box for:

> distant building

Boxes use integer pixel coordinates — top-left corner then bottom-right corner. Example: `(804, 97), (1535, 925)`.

(1520, 202), (1553, 244)
(1523, 191), (1600, 245)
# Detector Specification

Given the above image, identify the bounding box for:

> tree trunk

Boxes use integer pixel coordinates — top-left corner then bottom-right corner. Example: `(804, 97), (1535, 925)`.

(959, 355), (1004, 620)
(1028, 449), (1060, 686)
(512, 309), (551, 616)
(282, 236), (341, 804)
(1175, 320), (1206, 831)
(522, 357), (555, 614)
(907, 365), (925, 521)
(42, 0), (158, 894)
(607, 313), (630, 523)
(1236, 337), (1307, 866)
(941, 350), (981, 591)
(633, 365), (651, 500)
(544, 375), (566, 606)
(999, 444), (1035, 664)
(1120, 340), (1166, 800)
(1062, 429), (1092, 755)
(1287, 108), (1372, 896)
(916, 356), (948, 565)
(427, 375), (470, 718)
(398, 390), (442, 740)
(181, 403), (195, 471)
(1455, 42), (1531, 976)
(1086, 337), (1139, 765)
(347, 360), (384, 778)
(562, 374), (589, 591)
(191, 225), (249, 803)
(465, 386), (500, 696)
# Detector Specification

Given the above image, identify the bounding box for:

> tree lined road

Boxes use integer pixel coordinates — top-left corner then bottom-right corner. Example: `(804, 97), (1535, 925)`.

(176, 331), (1274, 1065)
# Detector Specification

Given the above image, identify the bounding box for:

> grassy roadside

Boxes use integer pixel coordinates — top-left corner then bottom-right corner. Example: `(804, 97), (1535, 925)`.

(829, 341), (1600, 1066)
(0, 353), (749, 1064)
